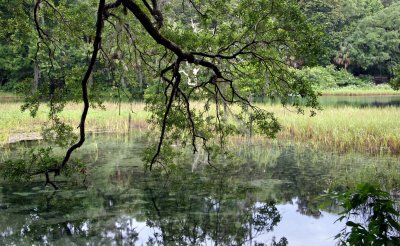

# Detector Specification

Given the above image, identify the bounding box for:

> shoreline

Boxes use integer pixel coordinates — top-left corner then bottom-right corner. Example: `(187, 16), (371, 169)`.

(2, 87), (400, 101)
(320, 92), (400, 96)
(1, 102), (400, 156)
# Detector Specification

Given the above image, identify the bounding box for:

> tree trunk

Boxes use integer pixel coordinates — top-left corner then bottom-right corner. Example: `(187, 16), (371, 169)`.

(263, 71), (270, 102)
(88, 73), (93, 87)
(32, 61), (41, 93)
(248, 93), (253, 143)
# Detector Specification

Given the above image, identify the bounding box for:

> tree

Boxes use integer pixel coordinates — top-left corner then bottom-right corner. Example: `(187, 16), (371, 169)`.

(344, 3), (400, 77)
(0, 1), (38, 91)
(298, 0), (384, 66)
(1, 0), (321, 187)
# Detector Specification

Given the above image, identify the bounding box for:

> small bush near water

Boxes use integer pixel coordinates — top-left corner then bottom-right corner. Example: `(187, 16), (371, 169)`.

(295, 65), (372, 90)
(331, 183), (400, 245)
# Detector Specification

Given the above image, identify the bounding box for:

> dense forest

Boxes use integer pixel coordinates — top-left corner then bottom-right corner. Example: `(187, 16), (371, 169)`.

(299, 0), (400, 89)
(1, 0), (399, 99)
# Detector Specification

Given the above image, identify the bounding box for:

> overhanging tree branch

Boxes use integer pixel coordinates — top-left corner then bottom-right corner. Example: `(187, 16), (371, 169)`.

(25, 0), (319, 180)
(57, 0), (106, 174)
(150, 60), (182, 169)
(119, 0), (293, 169)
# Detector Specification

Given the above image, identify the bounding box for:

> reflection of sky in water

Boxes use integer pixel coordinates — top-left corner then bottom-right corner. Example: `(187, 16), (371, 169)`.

(103, 217), (157, 245)
(132, 199), (345, 246)
(263, 199), (344, 246)
(48, 200), (344, 245)
(46, 204), (342, 246)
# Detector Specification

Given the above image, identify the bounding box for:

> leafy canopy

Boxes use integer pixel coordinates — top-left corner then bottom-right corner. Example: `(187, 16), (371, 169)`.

(344, 3), (400, 74)
(1, 0), (321, 185)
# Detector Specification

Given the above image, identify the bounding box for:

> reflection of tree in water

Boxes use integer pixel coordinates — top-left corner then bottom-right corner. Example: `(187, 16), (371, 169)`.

(269, 146), (330, 218)
(0, 182), (140, 245)
(141, 166), (282, 245)
(1, 136), (352, 244)
(0, 162), (285, 245)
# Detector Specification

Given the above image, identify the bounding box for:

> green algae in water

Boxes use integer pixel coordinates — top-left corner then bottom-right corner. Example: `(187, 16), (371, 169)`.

(0, 135), (399, 245)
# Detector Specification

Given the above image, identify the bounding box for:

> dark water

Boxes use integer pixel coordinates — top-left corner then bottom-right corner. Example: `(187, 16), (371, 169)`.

(256, 95), (400, 108)
(1, 135), (399, 245)
(318, 95), (400, 108)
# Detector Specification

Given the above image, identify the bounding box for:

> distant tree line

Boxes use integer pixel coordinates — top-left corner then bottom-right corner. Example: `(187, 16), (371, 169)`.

(0, 0), (399, 98)
(298, 0), (400, 88)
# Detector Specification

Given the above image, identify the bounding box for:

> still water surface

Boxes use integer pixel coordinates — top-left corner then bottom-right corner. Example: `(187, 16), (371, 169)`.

(256, 95), (400, 107)
(318, 95), (400, 107)
(2, 95), (400, 107)
(1, 135), (398, 245)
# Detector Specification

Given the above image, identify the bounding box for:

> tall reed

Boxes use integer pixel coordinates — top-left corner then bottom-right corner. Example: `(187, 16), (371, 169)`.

(1, 102), (400, 155)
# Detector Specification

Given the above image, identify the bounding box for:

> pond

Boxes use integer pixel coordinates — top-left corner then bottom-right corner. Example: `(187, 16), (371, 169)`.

(256, 95), (400, 108)
(1, 135), (399, 245)
(318, 95), (400, 108)
(2, 95), (400, 107)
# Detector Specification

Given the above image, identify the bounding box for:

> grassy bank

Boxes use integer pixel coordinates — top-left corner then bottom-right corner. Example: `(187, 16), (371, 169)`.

(269, 106), (400, 155)
(1, 102), (400, 155)
(0, 91), (22, 97)
(0, 102), (149, 144)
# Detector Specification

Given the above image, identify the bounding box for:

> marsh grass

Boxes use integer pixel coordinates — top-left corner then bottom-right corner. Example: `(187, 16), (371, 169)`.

(0, 91), (20, 97)
(222, 103), (400, 155)
(1, 101), (400, 155)
(268, 105), (400, 155)
(0, 102), (149, 144)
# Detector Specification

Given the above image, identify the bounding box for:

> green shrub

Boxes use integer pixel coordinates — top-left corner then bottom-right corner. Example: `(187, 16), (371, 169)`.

(390, 64), (400, 90)
(296, 66), (372, 89)
(332, 183), (400, 245)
